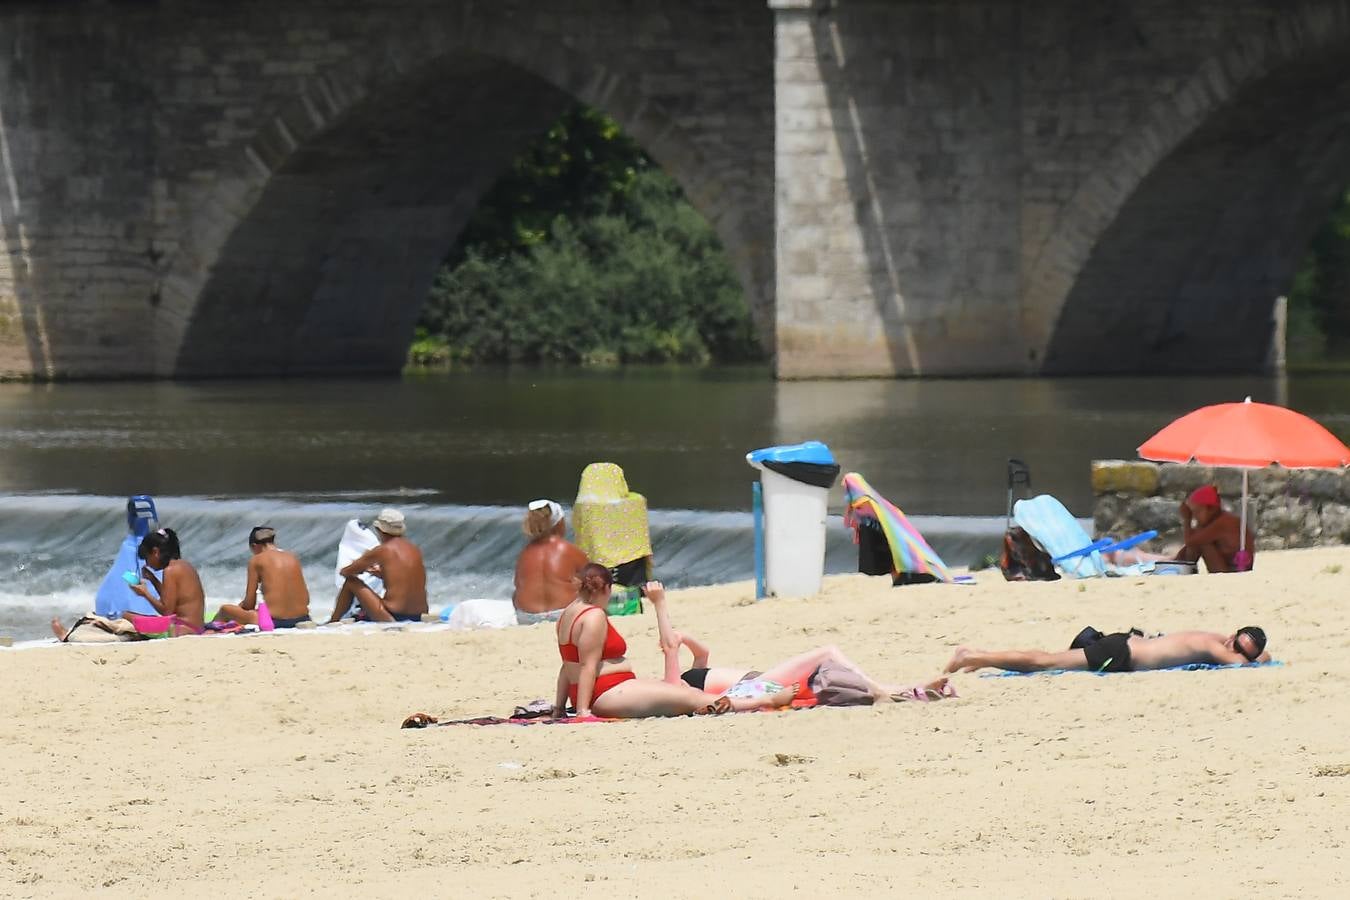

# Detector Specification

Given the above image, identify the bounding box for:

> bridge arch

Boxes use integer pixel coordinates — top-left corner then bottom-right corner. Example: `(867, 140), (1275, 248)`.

(162, 29), (770, 376)
(1025, 1), (1350, 373)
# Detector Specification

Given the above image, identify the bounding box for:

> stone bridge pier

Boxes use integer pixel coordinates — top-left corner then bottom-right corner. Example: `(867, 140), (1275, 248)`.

(772, 0), (1350, 376)
(1, 0), (1349, 380)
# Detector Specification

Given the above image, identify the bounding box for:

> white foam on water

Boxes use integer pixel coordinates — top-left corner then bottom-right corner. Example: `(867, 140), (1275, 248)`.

(0, 493), (1010, 641)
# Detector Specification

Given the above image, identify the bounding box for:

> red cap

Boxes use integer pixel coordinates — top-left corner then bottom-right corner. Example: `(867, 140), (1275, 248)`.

(1188, 485), (1220, 508)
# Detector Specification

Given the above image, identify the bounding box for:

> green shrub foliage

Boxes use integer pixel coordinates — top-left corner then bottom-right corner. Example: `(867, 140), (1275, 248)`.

(416, 106), (761, 366)
(1289, 188), (1350, 362)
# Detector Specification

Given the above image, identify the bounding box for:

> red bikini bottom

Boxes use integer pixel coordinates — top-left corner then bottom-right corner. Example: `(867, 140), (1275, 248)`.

(569, 671), (636, 707)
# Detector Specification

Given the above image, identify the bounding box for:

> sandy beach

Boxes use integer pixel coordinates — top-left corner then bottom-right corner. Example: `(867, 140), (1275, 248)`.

(3, 547), (1348, 898)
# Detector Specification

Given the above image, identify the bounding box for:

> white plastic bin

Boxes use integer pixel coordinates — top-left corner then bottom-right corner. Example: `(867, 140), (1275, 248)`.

(747, 441), (840, 597)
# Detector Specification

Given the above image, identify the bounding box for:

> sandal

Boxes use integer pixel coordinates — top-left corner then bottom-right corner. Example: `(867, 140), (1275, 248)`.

(693, 696), (733, 716)
(401, 712), (439, 729)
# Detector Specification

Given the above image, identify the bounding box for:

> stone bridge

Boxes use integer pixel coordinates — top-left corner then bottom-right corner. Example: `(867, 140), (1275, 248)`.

(0, 0), (1347, 379)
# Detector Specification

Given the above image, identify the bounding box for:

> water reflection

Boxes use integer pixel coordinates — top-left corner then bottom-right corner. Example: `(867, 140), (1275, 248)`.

(0, 369), (1338, 516)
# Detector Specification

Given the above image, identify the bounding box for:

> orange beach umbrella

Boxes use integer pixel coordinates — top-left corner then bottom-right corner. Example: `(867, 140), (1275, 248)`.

(1138, 397), (1350, 558)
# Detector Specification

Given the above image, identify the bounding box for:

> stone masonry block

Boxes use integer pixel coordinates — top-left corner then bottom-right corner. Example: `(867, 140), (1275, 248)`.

(1090, 459), (1159, 496)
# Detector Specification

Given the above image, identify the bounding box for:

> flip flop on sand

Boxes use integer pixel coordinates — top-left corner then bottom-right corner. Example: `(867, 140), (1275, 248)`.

(401, 712), (439, 729)
(888, 678), (957, 703)
(692, 696), (733, 716)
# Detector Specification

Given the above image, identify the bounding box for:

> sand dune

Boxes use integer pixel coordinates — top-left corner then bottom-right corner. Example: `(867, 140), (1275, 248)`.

(2, 547), (1348, 898)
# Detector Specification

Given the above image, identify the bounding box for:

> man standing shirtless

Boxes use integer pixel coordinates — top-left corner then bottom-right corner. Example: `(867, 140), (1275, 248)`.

(214, 526), (312, 628)
(945, 626), (1269, 674)
(328, 508), (428, 623)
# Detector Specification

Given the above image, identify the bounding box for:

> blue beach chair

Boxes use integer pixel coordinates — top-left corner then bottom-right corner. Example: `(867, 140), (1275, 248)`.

(1013, 495), (1156, 578)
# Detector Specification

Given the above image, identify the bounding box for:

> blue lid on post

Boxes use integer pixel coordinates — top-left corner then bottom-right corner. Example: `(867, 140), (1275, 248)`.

(746, 441), (840, 488)
(746, 440), (836, 467)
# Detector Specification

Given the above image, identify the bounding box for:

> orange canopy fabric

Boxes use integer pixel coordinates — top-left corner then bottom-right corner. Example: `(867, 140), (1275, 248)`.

(1138, 399), (1350, 469)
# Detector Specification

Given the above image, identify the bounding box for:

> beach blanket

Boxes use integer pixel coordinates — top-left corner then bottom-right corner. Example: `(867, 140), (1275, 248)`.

(980, 660), (1284, 678)
(842, 472), (955, 583)
(403, 714), (619, 728)
(401, 699), (823, 728)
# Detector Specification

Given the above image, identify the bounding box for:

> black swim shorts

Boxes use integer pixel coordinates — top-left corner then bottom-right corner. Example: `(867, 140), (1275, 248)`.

(681, 667), (709, 690)
(1082, 632), (1133, 673)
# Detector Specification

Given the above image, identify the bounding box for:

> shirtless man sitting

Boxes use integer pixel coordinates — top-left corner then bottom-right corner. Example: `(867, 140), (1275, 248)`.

(1172, 485), (1253, 573)
(944, 625), (1269, 674)
(213, 526), (313, 628)
(328, 508), (428, 623)
(513, 499), (588, 625)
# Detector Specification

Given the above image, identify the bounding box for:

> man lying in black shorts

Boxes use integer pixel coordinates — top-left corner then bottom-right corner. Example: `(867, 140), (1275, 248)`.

(944, 626), (1269, 674)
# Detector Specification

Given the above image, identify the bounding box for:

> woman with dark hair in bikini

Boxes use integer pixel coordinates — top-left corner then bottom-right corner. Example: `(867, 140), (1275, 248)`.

(124, 528), (206, 636)
(50, 528), (206, 640)
(553, 564), (799, 718)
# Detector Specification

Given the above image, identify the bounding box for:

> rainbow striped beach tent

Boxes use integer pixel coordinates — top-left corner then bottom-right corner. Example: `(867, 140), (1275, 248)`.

(842, 472), (954, 583)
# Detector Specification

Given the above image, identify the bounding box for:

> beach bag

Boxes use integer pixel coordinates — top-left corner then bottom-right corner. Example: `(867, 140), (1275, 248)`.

(1000, 527), (1060, 582)
(808, 660), (874, 706)
(606, 586), (644, 617)
(857, 520), (892, 576)
(62, 614), (146, 643)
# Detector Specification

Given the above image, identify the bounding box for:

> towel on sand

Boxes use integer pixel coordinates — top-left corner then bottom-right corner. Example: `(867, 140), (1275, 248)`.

(979, 660), (1284, 678)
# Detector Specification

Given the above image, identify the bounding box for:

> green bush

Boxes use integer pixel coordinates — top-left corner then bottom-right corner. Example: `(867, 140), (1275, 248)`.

(1289, 188), (1350, 362)
(413, 106), (761, 368)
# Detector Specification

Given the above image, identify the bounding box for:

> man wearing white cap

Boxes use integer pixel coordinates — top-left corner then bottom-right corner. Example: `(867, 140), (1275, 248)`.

(328, 508), (428, 623)
(513, 499), (588, 625)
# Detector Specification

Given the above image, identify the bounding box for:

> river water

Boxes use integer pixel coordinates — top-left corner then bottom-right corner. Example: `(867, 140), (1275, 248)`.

(1, 369), (1342, 640)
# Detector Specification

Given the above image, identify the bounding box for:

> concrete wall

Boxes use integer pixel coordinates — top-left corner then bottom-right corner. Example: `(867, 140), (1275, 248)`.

(1093, 459), (1350, 550)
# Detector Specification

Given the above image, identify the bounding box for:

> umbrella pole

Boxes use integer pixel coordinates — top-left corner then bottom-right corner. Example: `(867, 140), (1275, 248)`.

(1240, 469), (1249, 552)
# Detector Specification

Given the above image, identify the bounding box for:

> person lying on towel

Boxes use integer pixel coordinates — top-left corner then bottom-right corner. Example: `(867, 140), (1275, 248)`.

(944, 625), (1269, 674)
(649, 584), (951, 703)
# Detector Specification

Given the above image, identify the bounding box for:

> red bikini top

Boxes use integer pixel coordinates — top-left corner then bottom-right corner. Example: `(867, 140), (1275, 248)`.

(558, 605), (627, 663)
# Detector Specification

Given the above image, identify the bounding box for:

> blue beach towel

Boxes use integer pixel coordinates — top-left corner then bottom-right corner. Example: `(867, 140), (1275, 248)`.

(1012, 495), (1154, 578)
(980, 660), (1284, 678)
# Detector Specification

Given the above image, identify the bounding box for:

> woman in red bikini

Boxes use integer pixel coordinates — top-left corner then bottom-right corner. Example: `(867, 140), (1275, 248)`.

(553, 564), (799, 718)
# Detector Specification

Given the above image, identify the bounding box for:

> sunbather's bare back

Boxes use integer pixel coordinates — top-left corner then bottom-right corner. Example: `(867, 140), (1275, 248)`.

(252, 547), (310, 620)
(374, 537), (427, 618)
(514, 536), (588, 614)
(1126, 631), (1238, 670)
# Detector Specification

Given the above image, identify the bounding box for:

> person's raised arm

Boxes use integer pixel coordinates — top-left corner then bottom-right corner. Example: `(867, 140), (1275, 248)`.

(340, 545), (383, 580)
(1181, 516), (1233, 552)
(1208, 644), (1251, 666)
(132, 566), (177, 616)
(240, 556), (261, 611)
(140, 566), (164, 597)
(552, 664), (570, 719)
(572, 612), (606, 717)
